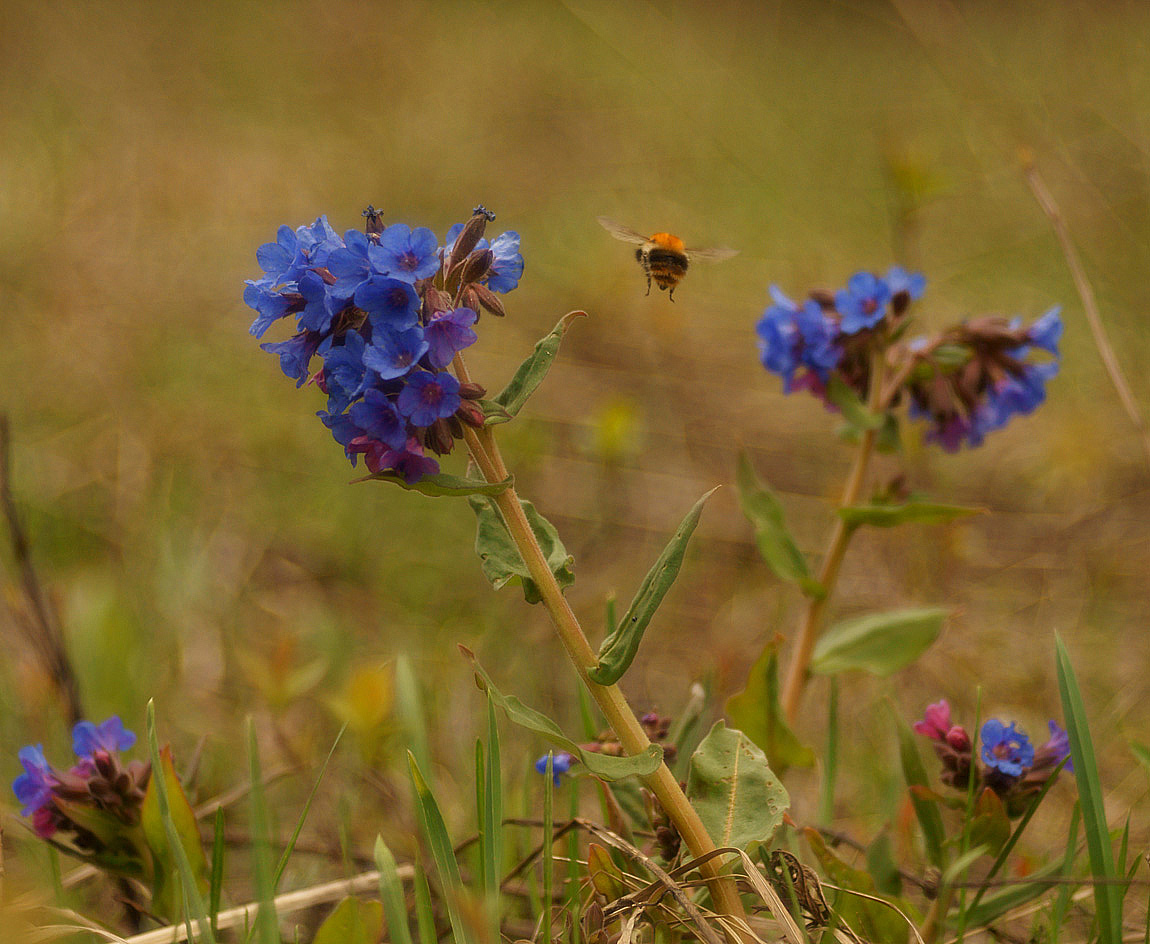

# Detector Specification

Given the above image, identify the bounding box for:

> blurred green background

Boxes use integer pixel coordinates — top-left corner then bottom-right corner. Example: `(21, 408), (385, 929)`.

(2, 0), (1149, 915)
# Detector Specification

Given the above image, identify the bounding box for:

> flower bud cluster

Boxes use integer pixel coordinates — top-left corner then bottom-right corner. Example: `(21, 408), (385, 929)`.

(756, 268), (1062, 451)
(243, 206), (524, 483)
(12, 716), (148, 844)
(914, 700), (1072, 816)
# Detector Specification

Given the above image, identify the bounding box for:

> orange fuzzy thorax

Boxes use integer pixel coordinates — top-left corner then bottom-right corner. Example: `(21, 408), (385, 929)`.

(648, 232), (686, 253)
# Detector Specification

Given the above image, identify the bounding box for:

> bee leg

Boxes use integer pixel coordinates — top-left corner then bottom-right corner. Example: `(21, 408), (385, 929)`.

(668, 285), (676, 302)
(645, 276), (652, 297)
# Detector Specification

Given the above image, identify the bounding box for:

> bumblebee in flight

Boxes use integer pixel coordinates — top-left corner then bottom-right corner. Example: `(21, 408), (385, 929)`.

(597, 217), (738, 300)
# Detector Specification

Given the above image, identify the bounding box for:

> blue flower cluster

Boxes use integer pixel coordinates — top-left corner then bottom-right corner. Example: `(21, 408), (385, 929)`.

(13, 716), (140, 838)
(756, 267), (1062, 451)
(243, 207), (524, 483)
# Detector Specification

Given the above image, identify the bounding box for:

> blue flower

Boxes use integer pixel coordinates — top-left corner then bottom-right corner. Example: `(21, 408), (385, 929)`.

(73, 716), (136, 758)
(397, 371), (461, 427)
(353, 437), (439, 483)
(297, 270), (341, 334)
(327, 229), (376, 303)
(486, 231), (524, 293)
(980, 719), (1034, 777)
(245, 282), (299, 338)
(1027, 306), (1063, 356)
(318, 409), (362, 464)
(884, 265), (926, 301)
(320, 330), (371, 411)
(356, 277), (420, 332)
(425, 308), (478, 369)
(260, 332), (323, 386)
(349, 388), (408, 451)
(836, 271), (892, 334)
(1041, 721), (1073, 773)
(12, 744), (56, 816)
(756, 287), (842, 392)
(363, 327), (429, 380)
(534, 751), (575, 786)
(374, 224), (440, 283)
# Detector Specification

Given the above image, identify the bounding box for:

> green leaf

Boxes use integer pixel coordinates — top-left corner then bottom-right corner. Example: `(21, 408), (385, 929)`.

(375, 836), (414, 944)
(837, 501), (984, 530)
(409, 753), (476, 944)
(1056, 633), (1123, 944)
(246, 718), (279, 944)
(313, 897), (384, 944)
(894, 709), (945, 869)
(826, 375), (885, 431)
(141, 701), (214, 940)
(360, 471), (514, 497)
(805, 828), (912, 944)
(486, 310), (586, 424)
(589, 487), (718, 685)
(1130, 741), (1150, 773)
(968, 788), (1011, 856)
(810, 607), (948, 676)
(469, 495), (574, 604)
(866, 833), (902, 897)
(686, 721), (789, 850)
(273, 725), (345, 891)
(725, 636), (815, 771)
(960, 859), (1064, 928)
(462, 646), (662, 780)
(735, 452), (821, 596)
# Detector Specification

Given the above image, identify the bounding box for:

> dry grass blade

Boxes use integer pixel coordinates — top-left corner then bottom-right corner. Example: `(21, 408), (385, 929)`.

(722, 847), (807, 944)
(1023, 160), (1150, 472)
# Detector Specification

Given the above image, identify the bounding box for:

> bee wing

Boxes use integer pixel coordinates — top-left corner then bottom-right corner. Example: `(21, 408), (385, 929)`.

(685, 246), (739, 263)
(597, 217), (650, 245)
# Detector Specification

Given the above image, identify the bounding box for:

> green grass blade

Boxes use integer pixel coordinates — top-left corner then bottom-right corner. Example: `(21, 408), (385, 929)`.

(484, 696), (503, 939)
(1050, 802), (1081, 944)
(209, 807), (225, 938)
(145, 700), (218, 944)
(412, 852), (437, 944)
(1056, 634), (1122, 944)
(396, 654), (432, 780)
(409, 751), (475, 944)
(542, 753), (555, 944)
(818, 679), (839, 825)
(893, 707), (945, 868)
(273, 723), (346, 892)
(566, 787), (582, 944)
(375, 835), (414, 944)
(246, 717), (279, 944)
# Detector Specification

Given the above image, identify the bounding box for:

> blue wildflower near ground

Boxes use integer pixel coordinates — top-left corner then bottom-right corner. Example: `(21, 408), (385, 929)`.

(242, 206), (521, 484)
(980, 719), (1035, 776)
(534, 751), (575, 786)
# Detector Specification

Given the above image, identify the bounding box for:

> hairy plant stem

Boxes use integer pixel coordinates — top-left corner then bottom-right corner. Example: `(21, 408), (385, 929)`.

(453, 358), (749, 933)
(779, 348), (888, 724)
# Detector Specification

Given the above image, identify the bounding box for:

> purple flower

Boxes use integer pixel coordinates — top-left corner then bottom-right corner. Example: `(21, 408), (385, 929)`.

(836, 271), (892, 334)
(260, 331), (323, 386)
(425, 308), (478, 368)
(486, 231), (524, 293)
(397, 371), (461, 427)
(534, 751), (575, 786)
(1027, 306), (1063, 356)
(374, 224), (440, 283)
(73, 716), (136, 758)
(913, 700), (953, 740)
(349, 388), (408, 451)
(980, 719), (1034, 777)
(353, 436), (439, 483)
(1039, 720), (1073, 773)
(356, 277), (420, 332)
(12, 744), (56, 817)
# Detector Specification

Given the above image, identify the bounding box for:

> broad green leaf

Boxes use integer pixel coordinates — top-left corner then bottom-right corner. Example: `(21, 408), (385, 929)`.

(313, 897), (384, 944)
(725, 636), (815, 771)
(1056, 634), (1123, 944)
(486, 310), (585, 424)
(469, 495), (575, 604)
(142, 702), (214, 940)
(969, 788), (1010, 856)
(826, 375), (885, 431)
(463, 646), (662, 780)
(360, 471), (514, 497)
(589, 488), (717, 685)
(805, 829), (911, 944)
(894, 710), (945, 869)
(837, 501), (984, 530)
(735, 453), (821, 596)
(811, 607), (948, 676)
(375, 836), (414, 944)
(866, 832), (902, 897)
(686, 721), (789, 850)
(409, 753), (476, 944)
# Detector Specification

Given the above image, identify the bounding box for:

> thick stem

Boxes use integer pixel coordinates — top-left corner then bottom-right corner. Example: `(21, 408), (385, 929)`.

(457, 414), (748, 930)
(779, 349), (887, 724)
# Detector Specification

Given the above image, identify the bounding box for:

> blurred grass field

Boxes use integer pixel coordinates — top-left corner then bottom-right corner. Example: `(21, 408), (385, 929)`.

(2, 0), (1150, 924)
